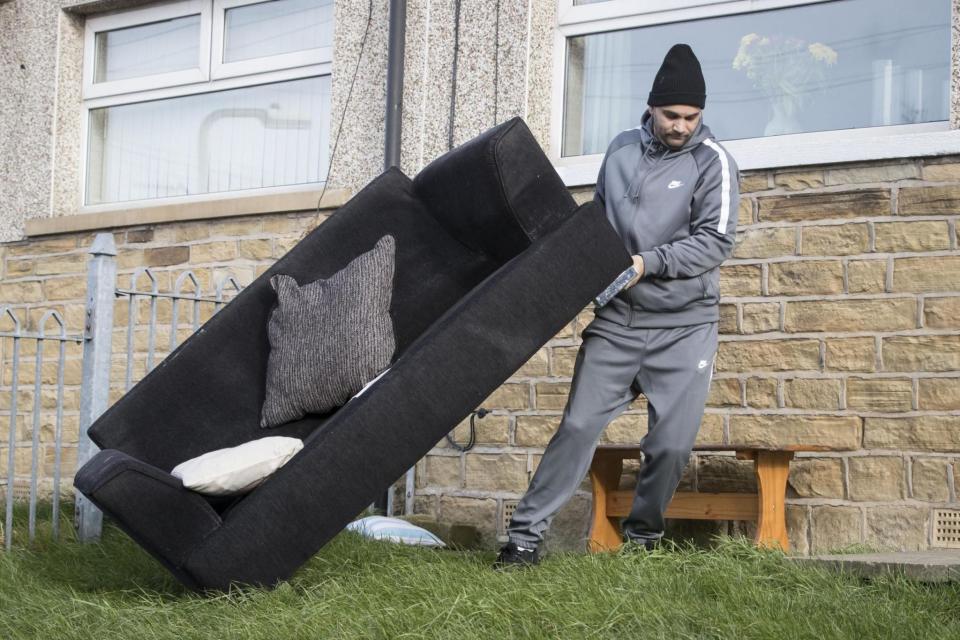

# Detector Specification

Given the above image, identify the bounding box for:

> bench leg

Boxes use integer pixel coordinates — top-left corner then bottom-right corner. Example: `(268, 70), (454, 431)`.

(588, 454), (624, 553)
(752, 451), (794, 551)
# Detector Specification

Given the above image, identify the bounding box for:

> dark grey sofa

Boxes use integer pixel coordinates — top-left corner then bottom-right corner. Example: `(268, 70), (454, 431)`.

(74, 117), (630, 591)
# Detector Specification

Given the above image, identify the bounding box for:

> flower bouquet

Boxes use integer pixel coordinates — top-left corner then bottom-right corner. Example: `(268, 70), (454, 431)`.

(733, 33), (838, 135)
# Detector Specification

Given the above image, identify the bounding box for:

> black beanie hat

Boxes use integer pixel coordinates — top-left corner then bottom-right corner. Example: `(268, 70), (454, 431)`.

(648, 43), (706, 109)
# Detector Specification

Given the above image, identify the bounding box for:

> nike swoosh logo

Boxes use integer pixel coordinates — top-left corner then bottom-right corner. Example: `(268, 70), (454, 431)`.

(668, 180), (684, 189)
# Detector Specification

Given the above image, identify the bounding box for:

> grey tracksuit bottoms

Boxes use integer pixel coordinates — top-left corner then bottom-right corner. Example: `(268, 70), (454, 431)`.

(507, 315), (718, 547)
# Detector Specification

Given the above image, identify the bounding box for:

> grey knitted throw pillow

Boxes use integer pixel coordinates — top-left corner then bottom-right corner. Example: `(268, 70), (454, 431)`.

(260, 235), (396, 428)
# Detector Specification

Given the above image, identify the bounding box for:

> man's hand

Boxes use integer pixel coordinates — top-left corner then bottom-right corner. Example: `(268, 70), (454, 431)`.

(626, 255), (644, 288)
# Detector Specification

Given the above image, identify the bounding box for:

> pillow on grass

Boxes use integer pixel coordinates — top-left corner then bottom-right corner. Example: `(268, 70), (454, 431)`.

(346, 516), (446, 547)
(260, 235), (397, 428)
(171, 436), (303, 496)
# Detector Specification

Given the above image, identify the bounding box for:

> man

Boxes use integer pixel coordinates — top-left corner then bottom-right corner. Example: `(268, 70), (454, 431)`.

(495, 44), (740, 568)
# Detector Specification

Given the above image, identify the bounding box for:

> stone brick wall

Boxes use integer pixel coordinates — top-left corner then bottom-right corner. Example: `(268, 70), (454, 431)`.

(416, 155), (960, 555)
(2, 155), (958, 556)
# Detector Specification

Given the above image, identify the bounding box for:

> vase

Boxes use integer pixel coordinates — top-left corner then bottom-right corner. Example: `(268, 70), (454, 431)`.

(764, 98), (802, 136)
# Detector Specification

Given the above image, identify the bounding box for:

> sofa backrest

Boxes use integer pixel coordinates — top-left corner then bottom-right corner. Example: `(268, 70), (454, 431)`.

(413, 117), (577, 264)
(88, 170), (497, 470)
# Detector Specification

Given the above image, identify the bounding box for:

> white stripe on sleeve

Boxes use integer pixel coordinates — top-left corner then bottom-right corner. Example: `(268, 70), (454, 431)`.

(702, 138), (731, 234)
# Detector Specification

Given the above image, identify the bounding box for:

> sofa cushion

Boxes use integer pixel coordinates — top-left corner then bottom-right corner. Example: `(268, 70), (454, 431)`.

(260, 234), (397, 428)
(171, 436), (304, 496)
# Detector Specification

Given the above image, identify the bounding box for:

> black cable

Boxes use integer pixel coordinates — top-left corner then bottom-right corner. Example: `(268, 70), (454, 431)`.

(447, 0), (462, 151)
(446, 408), (489, 452)
(315, 0), (374, 217)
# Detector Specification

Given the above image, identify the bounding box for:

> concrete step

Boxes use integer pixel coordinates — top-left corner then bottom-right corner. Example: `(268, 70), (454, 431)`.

(791, 550), (960, 583)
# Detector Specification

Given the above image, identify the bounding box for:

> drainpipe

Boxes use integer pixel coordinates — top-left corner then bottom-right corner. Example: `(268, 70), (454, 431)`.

(383, 0), (406, 171)
(377, 0), (407, 517)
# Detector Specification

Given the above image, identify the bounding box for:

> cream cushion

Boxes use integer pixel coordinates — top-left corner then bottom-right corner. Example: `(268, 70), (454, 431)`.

(171, 436), (304, 496)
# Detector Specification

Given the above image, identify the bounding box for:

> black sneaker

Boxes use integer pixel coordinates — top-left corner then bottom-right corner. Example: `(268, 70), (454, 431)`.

(623, 537), (661, 553)
(493, 542), (540, 569)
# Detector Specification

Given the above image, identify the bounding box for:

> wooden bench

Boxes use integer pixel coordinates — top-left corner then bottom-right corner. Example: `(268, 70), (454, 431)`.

(588, 443), (834, 553)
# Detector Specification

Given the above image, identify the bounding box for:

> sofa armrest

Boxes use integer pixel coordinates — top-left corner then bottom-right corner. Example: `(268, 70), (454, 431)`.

(413, 117), (577, 263)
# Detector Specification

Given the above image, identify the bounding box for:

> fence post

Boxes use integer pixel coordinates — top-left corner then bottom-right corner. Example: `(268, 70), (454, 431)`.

(75, 233), (117, 542)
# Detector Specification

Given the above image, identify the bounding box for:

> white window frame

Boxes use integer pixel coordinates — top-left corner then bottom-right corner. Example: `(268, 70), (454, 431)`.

(211, 0), (333, 80)
(552, 0), (960, 185)
(80, 0), (333, 213)
(83, 0), (212, 100)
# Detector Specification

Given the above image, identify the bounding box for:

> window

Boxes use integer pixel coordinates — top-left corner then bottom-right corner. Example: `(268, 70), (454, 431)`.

(553, 0), (959, 183)
(82, 0), (333, 208)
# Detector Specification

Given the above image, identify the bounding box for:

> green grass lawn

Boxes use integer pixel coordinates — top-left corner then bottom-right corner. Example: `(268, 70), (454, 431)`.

(2, 504), (959, 639)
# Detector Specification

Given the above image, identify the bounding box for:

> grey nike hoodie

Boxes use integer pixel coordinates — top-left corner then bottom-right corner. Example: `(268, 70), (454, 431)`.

(595, 110), (740, 328)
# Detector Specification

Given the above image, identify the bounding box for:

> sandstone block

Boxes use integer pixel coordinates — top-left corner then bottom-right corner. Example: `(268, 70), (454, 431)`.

(534, 382), (570, 410)
(732, 227), (795, 259)
(773, 169), (825, 191)
(438, 496), (498, 547)
(5, 259), (34, 277)
(846, 260), (887, 294)
(719, 304), (737, 334)
(716, 339), (820, 372)
(769, 260), (843, 295)
(811, 506), (862, 553)
(515, 415), (559, 447)
(786, 505), (810, 555)
(551, 346), (580, 376)
(918, 378), (960, 410)
(846, 377), (913, 412)
(893, 256), (960, 292)
(729, 415), (861, 449)
(738, 199), (753, 227)
(825, 337), (877, 372)
(34, 253), (87, 276)
(864, 416), (960, 451)
(0, 281), (43, 303)
(190, 241), (238, 263)
(848, 456), (905, 501)
(421, 454), (461, 488)
(864, 506), (928, 551)
(448, 413), (510, 446)
(125, 229), (154, 243)
(874, 221), (950, 252)
(745, 377), (778, 408)
(898, 184), (960, 215)
(740, 172), (769, 193)
(707, 377), (741, 407)
(826, 163), (918, 185)
(911, 458), (950, 502)
(483, 383), (530, 410)
(784, 298), (915, 333)
(7, 237), (78, 257)
(238, 239), (273, 260)
(787, 457), (844, 498)
(783, 378), (841, 410)
(882, 335), (960, 372)
(720, 264), (762, 296)
(600, 413), (645, 445)
(464, 453), (528, 492)
(697, 455), (756, 492)
(696, 413), (725, 444)
(144, 246), (189, 267)
(921, 162), (960, 182)
(741, 302), (780, 334)
(758, 189), (890, 223)
(801, 223), (870, 256)
(924, 297), (960, 329)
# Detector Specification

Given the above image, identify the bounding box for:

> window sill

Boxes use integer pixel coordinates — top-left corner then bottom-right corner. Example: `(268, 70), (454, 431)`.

(26, 188), (352, 238)
(554, 122), (960, 186)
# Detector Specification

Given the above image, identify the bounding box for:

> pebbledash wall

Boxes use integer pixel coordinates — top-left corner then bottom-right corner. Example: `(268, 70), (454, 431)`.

(0, 0), (958, 556)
